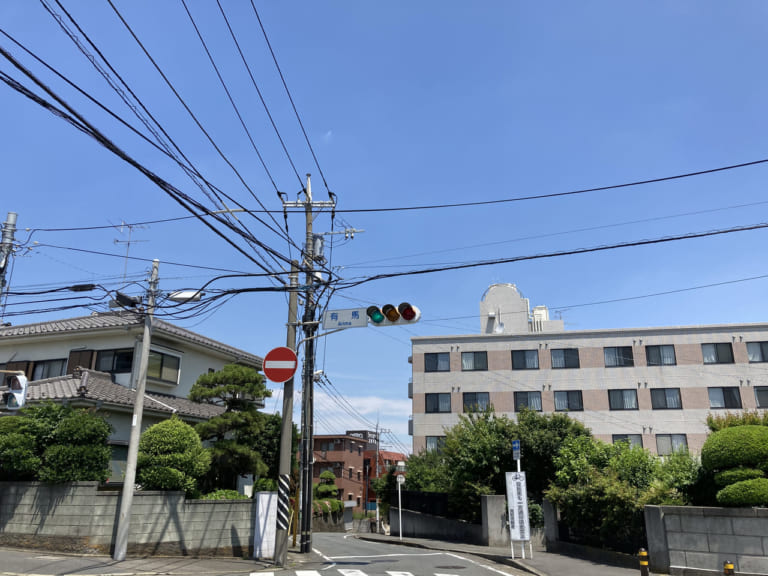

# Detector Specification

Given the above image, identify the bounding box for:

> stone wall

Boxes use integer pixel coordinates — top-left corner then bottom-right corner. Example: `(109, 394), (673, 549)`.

(644, 505), (768, 576)
(0, 482), (255, 556)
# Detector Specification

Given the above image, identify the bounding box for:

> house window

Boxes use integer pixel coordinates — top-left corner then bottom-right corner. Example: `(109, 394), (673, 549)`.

(463, 392), (490, 412)
(32, 359), (67, 380)
(95, 348), (134, 373)
(349, 469), (353, 479)
(512, 350), (539, 370)
(612, 434), (643, 448)
(656, 434), (687, 456)
(646, 345), (676, 366)
(514, 391), (542, 412)
(461, 351), (487, 371)
(147, 351), (180, 385)
(554, 390), (583, 412)
(747, 342), (768, 363)
(426, 436), (445, 453)
(551, 348), (579, 369)
(424, 352), (450, 372)
(608, 389), (638, 410)
(425, 393), (451, 413)
(651, 388), (682, 410)
(755, 387), (768, 408)
(702, 343), (734, 364)
(708, 387), (742, 409)
(604, 346), (634, 367)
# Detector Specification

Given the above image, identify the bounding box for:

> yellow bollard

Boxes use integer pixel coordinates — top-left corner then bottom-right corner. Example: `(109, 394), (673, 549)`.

(638, 548), (650, 576)
(723, 560), (735, 575)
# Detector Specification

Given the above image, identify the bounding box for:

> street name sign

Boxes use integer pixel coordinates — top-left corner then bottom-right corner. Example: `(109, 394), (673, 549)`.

(263, 347), (298, 383)
(322, 308), (368, 329)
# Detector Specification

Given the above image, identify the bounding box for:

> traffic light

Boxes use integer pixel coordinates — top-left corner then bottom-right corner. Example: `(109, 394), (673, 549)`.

(366, 302), (421, 326)
(4, 374), (28, 410)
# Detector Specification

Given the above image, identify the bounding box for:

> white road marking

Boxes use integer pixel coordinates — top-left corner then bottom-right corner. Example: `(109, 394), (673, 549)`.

(445, 552), (518, 576)
(338, 570), (369, 576)
(385, 572), (415, 576)
(296, 571), (323, 576)
(325, 552), (445, 559)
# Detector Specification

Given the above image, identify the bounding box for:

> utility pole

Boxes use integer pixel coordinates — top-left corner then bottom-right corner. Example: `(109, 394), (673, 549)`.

(274, 260), (299, 566)
(0, 212), (18, 303)
(283, 174), (335, 554)
(113, 259), (159, 562)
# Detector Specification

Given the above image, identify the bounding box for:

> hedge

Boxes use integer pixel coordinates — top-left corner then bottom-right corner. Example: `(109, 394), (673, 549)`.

(713, 467), (765, 488)
(701, 425), (768, 472)
(716, 478), (768, 507)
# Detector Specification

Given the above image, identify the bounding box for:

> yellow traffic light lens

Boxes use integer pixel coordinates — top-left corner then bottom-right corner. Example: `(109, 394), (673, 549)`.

(382, 304), (400, 322)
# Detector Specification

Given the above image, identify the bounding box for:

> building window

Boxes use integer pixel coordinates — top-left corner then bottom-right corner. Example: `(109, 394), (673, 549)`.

(755, 387), (768, 408)
(747, 342), (768, 363)
(424, 352), (450, 372)
(349, 469), (353, 479)
(612, 434), (643, 448)
(702, 343), (734, 364)
(551, 348), (579, 369)
(461, 351), (487, 371)
(604, 346), (634, 367)
(651, 388), (682, 410)
(147, 351), (180, 385)
(608, 389), (638, 410)
(32, 359), (67, 380)
(514, 391), (542, 412)
(426, 436), (445, 453)
(656, 434), (687, 456)
(708, 387), (742, 409)
(554, 390), (583, 412)
(463, 392), (490, 412)
(646, 345), (676, 366)
(95, 348), (134, 373)
(512, 350), (539, 370)
(425, 393), (451, 413)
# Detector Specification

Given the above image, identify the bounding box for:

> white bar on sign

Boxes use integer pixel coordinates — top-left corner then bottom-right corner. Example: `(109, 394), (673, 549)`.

(264, 360), (296, 369)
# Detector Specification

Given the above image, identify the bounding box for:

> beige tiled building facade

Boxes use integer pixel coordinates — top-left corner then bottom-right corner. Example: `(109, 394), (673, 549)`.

(409, 284), (768, 455)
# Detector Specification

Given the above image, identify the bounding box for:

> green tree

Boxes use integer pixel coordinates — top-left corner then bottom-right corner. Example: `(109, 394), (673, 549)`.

(189, 363), (278, 492)
(401, 449), (450, 493)
(137, 416), (211, 497)
(0, 402), (111, 483)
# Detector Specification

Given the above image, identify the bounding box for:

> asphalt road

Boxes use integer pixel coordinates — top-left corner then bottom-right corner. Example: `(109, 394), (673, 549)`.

(274, 533), (530, 576)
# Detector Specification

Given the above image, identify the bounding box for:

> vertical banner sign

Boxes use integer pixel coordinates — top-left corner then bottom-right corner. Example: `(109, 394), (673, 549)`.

(254, 491), (277, 559)
(505, 471), (530, 542)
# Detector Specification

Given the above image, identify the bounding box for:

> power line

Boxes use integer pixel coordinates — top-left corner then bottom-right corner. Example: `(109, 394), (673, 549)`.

(335, 221), (768, 289)
(250, 1), (332, 197)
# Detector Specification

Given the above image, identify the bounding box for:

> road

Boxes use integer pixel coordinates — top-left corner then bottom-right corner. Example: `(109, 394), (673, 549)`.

(268, 533), (530, 576)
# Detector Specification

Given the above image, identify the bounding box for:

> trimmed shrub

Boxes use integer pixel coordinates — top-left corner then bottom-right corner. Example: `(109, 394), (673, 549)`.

(701, 426), (768, 472)
(200, 489), (249, 500)
(714, 467), (765, 487)
(716, 478), (768, 507)
(0, 431), (40, 480)
(138, 466), (195, 495)
(40, 444), (111, 483)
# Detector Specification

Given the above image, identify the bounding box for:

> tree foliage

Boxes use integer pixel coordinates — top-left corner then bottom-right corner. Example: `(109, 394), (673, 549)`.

(0, 402), (111, 483)
(137, 416), (210, 497)
(190, 364), (293, 493)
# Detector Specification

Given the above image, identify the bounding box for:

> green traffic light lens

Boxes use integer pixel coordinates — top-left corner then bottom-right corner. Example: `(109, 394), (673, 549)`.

(367, 306), (385, 323)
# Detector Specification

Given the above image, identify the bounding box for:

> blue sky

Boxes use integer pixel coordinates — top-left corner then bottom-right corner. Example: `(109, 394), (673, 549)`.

(2, 2), (768, 453)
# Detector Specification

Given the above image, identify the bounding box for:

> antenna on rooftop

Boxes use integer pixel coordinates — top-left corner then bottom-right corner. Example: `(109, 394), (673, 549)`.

(112, 220), (148, 281)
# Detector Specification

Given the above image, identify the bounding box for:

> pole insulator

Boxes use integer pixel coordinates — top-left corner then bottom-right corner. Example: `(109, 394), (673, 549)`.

(724, 560), (735, 575)
(638, 548), (649, 576)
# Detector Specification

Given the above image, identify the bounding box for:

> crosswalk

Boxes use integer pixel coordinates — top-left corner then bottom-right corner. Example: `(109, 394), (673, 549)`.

(250, 568), (459, 576)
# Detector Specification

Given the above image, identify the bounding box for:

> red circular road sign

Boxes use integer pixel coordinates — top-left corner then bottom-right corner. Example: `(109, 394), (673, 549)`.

(263, 346), (298, 383)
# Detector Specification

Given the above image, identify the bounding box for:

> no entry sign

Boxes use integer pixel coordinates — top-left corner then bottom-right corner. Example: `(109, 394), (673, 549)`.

(263, 347), (298, 383)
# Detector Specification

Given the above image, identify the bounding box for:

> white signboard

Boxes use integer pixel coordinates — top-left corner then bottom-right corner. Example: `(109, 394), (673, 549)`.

(505, 471), (530, 542)
(322, 308), (368, 329)
(254, 491), (277, 559)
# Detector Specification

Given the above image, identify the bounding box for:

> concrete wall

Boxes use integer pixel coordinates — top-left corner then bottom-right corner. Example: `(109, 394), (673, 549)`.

(644, 505), (768, 576)
(0, 482), (255, 556)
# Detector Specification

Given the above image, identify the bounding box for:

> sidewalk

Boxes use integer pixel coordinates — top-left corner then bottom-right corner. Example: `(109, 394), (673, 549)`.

(354, 532), (645, 576)
(0, 546), (309, 576)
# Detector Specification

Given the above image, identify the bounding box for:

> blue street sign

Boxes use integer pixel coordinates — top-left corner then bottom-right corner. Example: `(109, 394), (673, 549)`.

(512, 439), (521, 460)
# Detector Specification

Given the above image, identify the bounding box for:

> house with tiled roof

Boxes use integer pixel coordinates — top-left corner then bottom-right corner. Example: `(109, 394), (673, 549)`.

(0, 311), (264, 480)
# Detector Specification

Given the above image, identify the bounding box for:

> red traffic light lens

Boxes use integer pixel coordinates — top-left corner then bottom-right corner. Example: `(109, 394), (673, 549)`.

(399, 302), (416, 321)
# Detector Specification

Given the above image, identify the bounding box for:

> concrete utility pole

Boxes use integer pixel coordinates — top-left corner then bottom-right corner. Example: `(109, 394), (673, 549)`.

(0, 212), (18, 302)
(113, 259), (159, 562)
(274, 260), (299, 566)
(283, 174), (335, 554)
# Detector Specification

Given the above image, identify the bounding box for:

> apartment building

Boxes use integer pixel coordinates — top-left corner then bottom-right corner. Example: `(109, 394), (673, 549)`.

(409, 284), (768, 455)
(313, 433), (368, 511)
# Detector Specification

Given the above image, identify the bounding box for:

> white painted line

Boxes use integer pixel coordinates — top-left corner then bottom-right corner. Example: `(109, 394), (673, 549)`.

(338, 570), (369, 576)
(386, 572), (415, 576)
(326, 552), (445, 559)
(445, 552), (518, 576)
(265, 360), (296, 369)
(296, 571), (323, 576)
